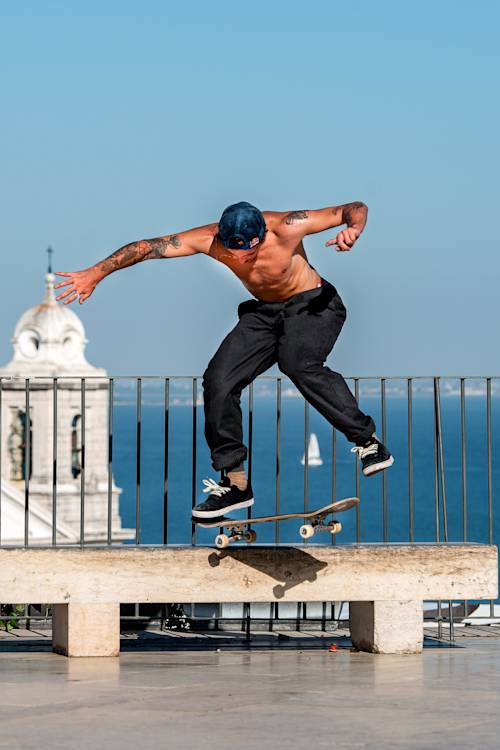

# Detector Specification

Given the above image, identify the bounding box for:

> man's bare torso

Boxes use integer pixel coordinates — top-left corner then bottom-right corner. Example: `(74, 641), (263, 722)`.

(206, 212), (322, 303)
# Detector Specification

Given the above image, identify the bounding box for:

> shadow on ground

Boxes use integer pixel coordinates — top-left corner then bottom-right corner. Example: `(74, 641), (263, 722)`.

(0, 629), (457, 653)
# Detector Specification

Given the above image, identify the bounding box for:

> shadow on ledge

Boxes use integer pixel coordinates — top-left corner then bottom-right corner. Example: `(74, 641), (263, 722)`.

(207, 547), (329, 598)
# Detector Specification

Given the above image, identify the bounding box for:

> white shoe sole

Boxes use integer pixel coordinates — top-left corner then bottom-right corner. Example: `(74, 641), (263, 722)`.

(192, 497), (254, 520)
(363, 456), (394, 477)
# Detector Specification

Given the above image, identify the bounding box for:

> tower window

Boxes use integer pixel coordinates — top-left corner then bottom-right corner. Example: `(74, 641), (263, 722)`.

(71, 414), (82, 479)
(8, 409), (33, 481)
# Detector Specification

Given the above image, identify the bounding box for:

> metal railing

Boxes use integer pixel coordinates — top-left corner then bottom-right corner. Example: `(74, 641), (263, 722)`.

(0, 374), (498, 638)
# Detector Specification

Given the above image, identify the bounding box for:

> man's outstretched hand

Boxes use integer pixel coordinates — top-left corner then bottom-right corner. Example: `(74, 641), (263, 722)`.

(54, 269), (102, 305)
(325, 227), (360, 252)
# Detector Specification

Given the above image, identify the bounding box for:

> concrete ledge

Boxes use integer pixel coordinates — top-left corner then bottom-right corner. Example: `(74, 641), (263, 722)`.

(0, 544), (497, 656)
(0, 544), (496, 603)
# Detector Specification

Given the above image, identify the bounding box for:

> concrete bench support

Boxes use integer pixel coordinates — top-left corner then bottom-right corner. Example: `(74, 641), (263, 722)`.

(349, 600), (423, 654)
(0, 544), (497, 657)
(52, 602), (120, 657)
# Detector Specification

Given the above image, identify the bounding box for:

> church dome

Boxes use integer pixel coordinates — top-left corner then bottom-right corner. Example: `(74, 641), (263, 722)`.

(0, 273), (106, 377)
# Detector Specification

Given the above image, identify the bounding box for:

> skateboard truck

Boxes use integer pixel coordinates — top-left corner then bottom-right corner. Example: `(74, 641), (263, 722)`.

(298, 516), (342, 540)
(215, 526), (257, 549)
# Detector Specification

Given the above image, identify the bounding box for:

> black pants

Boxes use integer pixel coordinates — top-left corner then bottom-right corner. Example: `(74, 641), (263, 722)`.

(202, 278), (375, 472)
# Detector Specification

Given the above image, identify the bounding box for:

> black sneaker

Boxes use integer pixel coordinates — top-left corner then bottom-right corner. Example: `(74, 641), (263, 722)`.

(192, 476), (254, 519)
(351, 437), (394, 477)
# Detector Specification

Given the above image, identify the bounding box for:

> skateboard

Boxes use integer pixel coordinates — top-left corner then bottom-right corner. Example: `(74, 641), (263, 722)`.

(195, 497), (359, 549)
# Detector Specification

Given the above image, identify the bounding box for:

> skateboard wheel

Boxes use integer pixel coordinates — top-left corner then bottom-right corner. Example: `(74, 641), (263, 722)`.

(245, 530), (257, 543)
(215, 533), (230, 549)
(330, 522), (342, 535)
(299, 524), (314, 539)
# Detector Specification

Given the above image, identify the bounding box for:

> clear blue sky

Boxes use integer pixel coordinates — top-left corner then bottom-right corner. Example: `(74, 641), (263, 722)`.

(1, 0), (498, 376)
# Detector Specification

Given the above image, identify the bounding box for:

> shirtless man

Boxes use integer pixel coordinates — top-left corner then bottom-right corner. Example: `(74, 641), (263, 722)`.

(55, 200), (394, 519)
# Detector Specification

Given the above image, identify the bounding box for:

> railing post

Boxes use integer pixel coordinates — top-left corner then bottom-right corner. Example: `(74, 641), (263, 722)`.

(80, 378), (86, 547)
(191, 377), (197, 545)
(107, 377), (114, 546)
(303, 400), (309, 515)
(135, 377), (142, 545)
(24, 378), (30, 547)
(0, 377), (3, 545)
(275, 378), (281, 543)
(407, 378), (414, 543)
(163, 377), (170, 546)
(52, 377), (58, 546)
(381, 378), (388, 543)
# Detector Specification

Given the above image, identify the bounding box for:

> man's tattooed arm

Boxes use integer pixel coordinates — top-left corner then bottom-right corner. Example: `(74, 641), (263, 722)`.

(90, 235), (183, 278)
(279, 202), (368, 241)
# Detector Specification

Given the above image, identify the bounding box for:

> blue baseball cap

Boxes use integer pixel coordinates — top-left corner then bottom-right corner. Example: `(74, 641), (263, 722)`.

(218, 202), (266, 250)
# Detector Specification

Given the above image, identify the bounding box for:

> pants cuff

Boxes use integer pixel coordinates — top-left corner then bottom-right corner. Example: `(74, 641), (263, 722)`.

(212, 452), (247, 472)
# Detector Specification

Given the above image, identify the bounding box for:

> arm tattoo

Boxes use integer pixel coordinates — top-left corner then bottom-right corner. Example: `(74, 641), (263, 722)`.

(143, 235), (182, 260)
(95, 235), (182, 275)
(285, 210), (309, 225)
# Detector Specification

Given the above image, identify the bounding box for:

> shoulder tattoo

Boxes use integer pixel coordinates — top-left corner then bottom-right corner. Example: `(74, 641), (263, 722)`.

(284, 210), (309, 225)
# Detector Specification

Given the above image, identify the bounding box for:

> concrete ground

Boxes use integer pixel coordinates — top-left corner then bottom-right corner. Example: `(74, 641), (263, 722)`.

(1, 628), (500, 749)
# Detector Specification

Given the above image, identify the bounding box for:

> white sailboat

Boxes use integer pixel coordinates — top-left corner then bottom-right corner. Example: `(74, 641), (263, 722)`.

(301, 432), (323, 466)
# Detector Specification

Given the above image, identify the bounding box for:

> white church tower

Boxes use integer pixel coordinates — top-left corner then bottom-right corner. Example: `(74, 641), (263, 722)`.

(0, 250), (133, 544)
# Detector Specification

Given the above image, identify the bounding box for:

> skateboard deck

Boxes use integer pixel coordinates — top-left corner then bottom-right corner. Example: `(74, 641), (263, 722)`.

(195, 497), (359, 549)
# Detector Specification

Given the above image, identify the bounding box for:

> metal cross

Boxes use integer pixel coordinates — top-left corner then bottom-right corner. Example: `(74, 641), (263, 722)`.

(47, 246), (53, 273)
